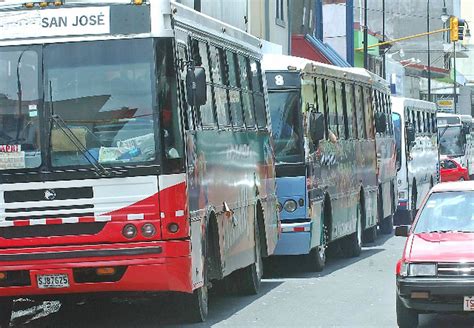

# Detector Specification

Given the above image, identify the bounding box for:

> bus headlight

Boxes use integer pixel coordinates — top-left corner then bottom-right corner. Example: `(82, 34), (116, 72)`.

(141, 223), (156, 238)
(409, 263), (437, 277)
(283, 199), (297, 212)
(122, 224), (137, 239)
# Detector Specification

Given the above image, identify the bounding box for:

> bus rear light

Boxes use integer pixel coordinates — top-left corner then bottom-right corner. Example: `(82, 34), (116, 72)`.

(141, 223), (156, 238)
(96, 267), (116, 276)
(24, 2), (34, 8)
(132, 0), (144, 5)
(122, 224), (137, 239)
(298, 198), (305, 206)
(167, 223), (179, 233)
(0, 272), (6, 280)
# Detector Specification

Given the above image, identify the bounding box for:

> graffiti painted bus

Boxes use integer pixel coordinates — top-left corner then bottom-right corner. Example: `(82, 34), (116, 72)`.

(437, 112), (474, 178)
(0, 0), (279, 323)
(262, 55), (396, 271)
(391, 97), (439, 225)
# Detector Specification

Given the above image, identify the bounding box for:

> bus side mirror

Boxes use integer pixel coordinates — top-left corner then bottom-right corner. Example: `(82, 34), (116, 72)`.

(406, 123), (415, 145)
(375, 112), (387, 133)
(186, 66), (207, 107)
(309, 112), (325, 143)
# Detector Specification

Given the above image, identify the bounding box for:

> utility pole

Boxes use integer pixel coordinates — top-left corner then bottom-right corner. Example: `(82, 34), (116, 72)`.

(427, 0), (431, 102)
(363, 0), (368, 69)
(382, 0), (385, 78)
(453, 41), (457, 113)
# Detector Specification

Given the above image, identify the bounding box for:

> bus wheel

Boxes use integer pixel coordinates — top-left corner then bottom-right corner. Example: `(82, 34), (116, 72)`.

(379, 214), (393, 235)
(341, 204), (362, 258)
(0, 298), (12, 328)
(184, 229), (209, 322)
(236, 219), (262, 295)
(306, 224), (327, 272)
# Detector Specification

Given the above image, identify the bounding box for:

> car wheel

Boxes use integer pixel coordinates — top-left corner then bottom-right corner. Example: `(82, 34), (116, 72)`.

(459, 177), (465, 181)
(396, 295), (418, 328)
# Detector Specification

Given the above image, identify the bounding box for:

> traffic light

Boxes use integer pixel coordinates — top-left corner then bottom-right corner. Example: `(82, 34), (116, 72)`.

(450, 16), (459, 42)
(458, 19), (465, 41)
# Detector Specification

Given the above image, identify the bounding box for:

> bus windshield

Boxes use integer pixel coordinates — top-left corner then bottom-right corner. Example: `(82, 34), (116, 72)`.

(439, 125), (464, 157)
(392, 113), (401, 163)
(45, 39), (158, 168)
(0, 47), (42, 170)
(268, 91), (304, 163)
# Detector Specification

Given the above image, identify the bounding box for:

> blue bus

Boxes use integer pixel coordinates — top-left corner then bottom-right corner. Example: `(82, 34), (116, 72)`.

(263, 55), (396, 271)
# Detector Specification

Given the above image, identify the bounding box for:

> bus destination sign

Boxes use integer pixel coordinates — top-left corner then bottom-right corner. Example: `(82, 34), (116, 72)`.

(0, 7), (110, 40)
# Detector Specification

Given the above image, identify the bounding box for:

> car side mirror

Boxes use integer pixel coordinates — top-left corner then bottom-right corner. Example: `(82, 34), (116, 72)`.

(395, 225), (410, 237)
(406, 123), (415, 145)
(186, 66), (207, 107)
(375, 112), (387, 134)
(309, 111), (325, 143)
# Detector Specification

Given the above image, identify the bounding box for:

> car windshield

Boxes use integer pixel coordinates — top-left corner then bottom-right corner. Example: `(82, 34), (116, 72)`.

(414, 191), (474, 233)
(44, 39), (157, 168)
(268, 91), (304, 163)
(439, 126), (464, 157)
(0, 47), (42, 170)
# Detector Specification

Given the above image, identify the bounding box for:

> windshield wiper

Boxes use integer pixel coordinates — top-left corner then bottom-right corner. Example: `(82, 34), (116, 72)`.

(50, 114), (110, 177)
(438, 125), (450, 139)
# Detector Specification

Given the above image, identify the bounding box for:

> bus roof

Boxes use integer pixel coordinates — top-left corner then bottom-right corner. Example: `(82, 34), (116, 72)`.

(391, 96), (437, 115)
(262, 54), (389, 92)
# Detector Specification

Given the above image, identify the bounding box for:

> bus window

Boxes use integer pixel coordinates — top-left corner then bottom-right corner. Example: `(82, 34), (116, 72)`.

(431, 113), (436, 132)
(225, 51), (244, 128)
(238, 55), (256, 128)
(335, 82), (347, 139)
(316, 78), (328, 138)
(177, 43), (195, 131)
(209, 46), (230, 127)
(416, 111), (422, 132)
(326, 80), (339, 138)
(250, 60), (267, 129)
(345, 83), (355, 139)
(192, 40), (216, 127)
(354, 85), (366, 139)
(363, 87), (374, 139)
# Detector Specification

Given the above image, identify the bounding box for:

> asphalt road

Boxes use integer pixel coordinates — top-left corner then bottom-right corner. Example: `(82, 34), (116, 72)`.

(10, 233), (474, 327)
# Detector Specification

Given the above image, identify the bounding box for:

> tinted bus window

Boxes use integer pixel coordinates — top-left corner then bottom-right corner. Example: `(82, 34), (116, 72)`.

(225, 51), (244, 128)
(192, 40), (216, 127)
(251, 60), (267, 129)
(335, 82), (346, 139)
(238, 55), (256, 128)
(326, 80), (338, 137)
(345, 83), (355, 139)
(354, 85), (366, 139)
(363, 87), (374, 139)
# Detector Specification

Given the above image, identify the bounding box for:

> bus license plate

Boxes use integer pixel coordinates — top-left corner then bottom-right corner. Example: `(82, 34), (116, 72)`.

(464, 296), (474, 311)
(37, 274), (69, 289)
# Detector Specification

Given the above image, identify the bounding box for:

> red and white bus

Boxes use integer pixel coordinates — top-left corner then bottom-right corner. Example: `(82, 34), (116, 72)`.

(0, 0), (278, 323)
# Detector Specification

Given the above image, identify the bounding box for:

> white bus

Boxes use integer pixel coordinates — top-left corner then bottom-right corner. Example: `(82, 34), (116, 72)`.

(392, 97), (439, 225)
(437, 113), (474, 177)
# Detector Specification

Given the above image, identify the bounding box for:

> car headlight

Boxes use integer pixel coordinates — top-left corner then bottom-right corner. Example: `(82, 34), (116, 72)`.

(399, 261), (409, 277)
(409, 263), (437, 277)
(283, 199), (297, 212)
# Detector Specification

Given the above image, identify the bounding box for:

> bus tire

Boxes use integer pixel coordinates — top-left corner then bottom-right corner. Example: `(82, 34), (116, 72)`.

(380, 214), (393, 235)
(236, 217), (263, 295)
(363, 225), (377, 243)
(0, 298), (12, 328)
(341, 204), (362, 258)
(184, 223), (210, 323)
(306, 223), (327, 272)
(396, 295), (418, 328)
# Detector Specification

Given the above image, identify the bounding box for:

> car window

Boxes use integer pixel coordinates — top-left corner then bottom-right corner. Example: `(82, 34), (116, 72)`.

(414, 191), (474, 233)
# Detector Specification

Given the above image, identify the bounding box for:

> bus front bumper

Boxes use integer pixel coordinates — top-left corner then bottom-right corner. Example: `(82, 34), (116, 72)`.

(273, 221), (312, 256)
(0, 240), (193, 297)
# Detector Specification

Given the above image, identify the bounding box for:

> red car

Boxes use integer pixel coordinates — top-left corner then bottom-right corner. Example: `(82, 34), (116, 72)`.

(395, 181), (474, 328)
(440, 157), (469, 182)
